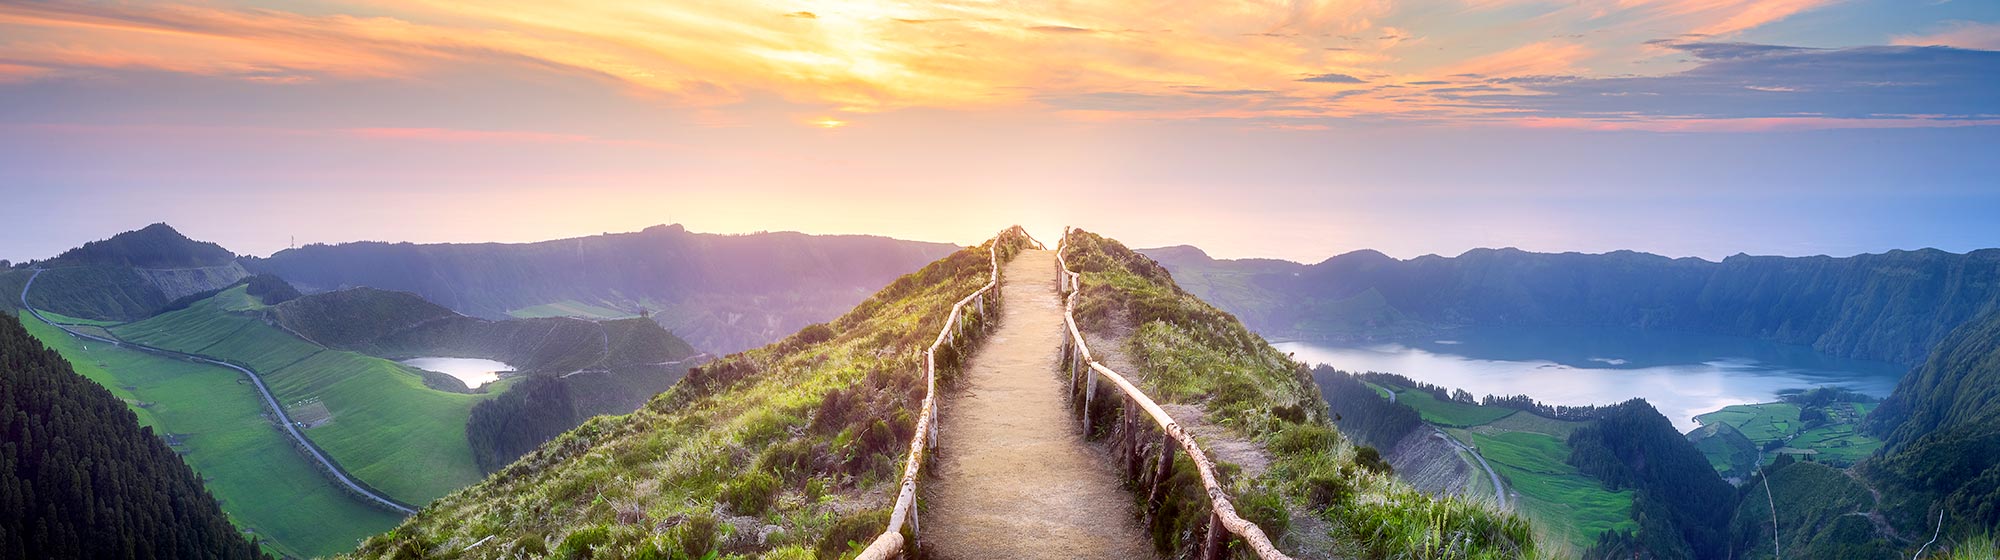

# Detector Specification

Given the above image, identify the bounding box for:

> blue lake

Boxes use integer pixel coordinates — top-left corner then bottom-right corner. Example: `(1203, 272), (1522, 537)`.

(1274, 326), (1908, 432)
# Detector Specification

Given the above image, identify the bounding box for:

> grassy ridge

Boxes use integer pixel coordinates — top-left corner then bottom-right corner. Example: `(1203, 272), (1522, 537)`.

(1065, 230), (1536, 559)
(111, 286), (500, 504)
(18, 313), (401, 558)
(346, 229), (1032, 559)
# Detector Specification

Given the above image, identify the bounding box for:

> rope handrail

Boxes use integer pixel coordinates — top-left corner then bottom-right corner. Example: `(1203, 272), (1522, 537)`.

(857, 227), (1018, 559)
(1057, 227), (1294, 560)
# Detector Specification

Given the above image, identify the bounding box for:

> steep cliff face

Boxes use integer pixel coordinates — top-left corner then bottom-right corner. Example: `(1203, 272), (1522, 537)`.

(1857, 311), (2000, 535)
(133, 263), (250, 301)
(1147, 245), (2000, 364)
(1867, 310), (2000, 450)
(20, 224), (251, 321)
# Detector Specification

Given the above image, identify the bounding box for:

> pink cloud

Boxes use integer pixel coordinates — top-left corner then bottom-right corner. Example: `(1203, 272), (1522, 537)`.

(1893, 21), (2000, 51)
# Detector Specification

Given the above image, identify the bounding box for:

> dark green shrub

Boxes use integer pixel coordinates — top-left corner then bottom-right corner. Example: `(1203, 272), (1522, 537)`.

(555, 525), (612, 560)
(1306, 473), (1352, 509)
(796, 323), (836, 346)
(739, 410), (799, 447)
(640, 514), (719, 559)
(1237, 487), (1290, 542)
(1270, 423), (1342, 456)
(721, 471), (780, 516)
(1355, 446), (1392, 475)
(757, 438), (814, 479)
(817, 509), (889, 560)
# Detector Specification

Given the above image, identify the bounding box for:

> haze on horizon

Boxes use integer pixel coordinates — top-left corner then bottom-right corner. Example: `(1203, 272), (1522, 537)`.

(2, 0), (1997, 263)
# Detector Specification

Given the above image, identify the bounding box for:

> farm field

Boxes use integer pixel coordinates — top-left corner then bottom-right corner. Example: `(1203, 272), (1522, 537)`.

(1374, 379), (1633, 551)
(1451, 428), (1638, 551)
(110, 286), (504, 503)
(19, 313), (402, 558)
(1694, 400), (1882, 468)
(33, 308), (125, 326)
(1393, 386), (1519, 427)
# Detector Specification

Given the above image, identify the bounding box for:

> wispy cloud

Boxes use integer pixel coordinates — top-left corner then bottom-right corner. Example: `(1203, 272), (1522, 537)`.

(1299, 73), (1366, 83)
(1894, 21), (2000, 51)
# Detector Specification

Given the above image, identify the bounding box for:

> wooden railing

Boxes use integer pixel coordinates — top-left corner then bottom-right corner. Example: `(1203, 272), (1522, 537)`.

(1057, 227), (1293, 560)
(857, 227), (1040, 559)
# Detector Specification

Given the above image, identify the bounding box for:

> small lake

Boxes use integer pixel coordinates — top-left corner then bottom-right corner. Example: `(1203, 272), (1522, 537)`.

(399, 357), (513, 388)
(1275, 326), (1908, 432)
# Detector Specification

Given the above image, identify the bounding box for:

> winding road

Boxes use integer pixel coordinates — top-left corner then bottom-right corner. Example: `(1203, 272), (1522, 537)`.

(20, 269), (417, 515)
(1436, 428), (1509, 510)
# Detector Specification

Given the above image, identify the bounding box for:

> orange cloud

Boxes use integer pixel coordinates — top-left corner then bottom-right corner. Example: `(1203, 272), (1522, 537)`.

(1682, 0), (1829, 36)
(1443, 41), (1591, 78)
(0, 0), (1965, 131)
(1893, 22), (2000, 51)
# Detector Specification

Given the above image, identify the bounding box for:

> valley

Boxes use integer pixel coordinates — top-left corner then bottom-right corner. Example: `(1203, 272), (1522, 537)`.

(12, 313), (403, 558)
(1, 224), (775, 557)
(106, 284), (503, 504)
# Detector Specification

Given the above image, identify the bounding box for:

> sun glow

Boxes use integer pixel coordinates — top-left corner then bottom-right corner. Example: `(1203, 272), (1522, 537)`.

(812, 117), (847, 129)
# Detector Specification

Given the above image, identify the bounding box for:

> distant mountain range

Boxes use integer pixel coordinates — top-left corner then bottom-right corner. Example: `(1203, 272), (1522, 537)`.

(1144, 245), (2000, 364)
(244, 224), (960, 353)
(5, 222), (959, 355)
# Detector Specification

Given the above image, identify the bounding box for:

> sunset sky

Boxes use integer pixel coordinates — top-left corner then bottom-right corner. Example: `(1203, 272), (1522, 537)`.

(3, 0), (1997, 263)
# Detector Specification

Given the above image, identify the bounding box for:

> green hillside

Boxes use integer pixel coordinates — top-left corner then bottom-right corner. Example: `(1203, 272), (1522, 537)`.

(16, 314), (401, 558)
(110, 285), (503, 504)
(1728, 458), (1896, 559)
(1869, 310), (2000, 450)
(0, 315), (267, 560)
(1453, 429), (1637, 551)
(346, 228), (1033, 559)
(43, 223), (236, 268)
(1334, 373), (1632, 552)
(1852, 311), (2000, 537)
(1062, 230), (1536, 558)
(1688, 422), (1760, 480)
(18, 224), (250, 321)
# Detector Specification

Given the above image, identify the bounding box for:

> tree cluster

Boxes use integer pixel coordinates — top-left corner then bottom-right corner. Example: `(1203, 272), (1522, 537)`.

(1570, 399), (1735, 559)
(0, 315), (266, 559)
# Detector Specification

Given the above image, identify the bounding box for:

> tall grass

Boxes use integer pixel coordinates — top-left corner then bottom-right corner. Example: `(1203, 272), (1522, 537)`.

(1063, 229), (1537, 559)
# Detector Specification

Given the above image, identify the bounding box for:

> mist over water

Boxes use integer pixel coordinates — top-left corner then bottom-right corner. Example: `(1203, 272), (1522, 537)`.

(1277, 326), (1908, 432)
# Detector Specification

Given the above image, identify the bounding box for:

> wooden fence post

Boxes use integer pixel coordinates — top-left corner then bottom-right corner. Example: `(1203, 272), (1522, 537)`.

(1148, 432), (1175, 510)
(1083, 369), (1097, 435)
(1125, 403), (1142, 480)
(1203, 512), (1228, 560)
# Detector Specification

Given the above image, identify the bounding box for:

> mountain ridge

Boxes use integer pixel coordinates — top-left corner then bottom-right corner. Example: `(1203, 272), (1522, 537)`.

(245, 223), (960, 353)
(1145, 244), (2000, 364)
